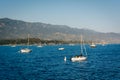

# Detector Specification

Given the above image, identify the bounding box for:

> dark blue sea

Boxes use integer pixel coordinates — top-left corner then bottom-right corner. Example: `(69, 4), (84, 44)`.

(0, 44), (120, 80)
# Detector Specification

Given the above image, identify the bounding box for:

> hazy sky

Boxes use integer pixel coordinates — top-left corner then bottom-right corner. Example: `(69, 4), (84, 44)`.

(0, 0), (120, 33)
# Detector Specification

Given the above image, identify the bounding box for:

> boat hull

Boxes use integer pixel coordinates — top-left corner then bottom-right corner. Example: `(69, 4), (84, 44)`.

(37, 45), (43, 47)
(90, 43), (96, 48)
(71, 56), (86, 62)
(20, 48), (32, 53)
(58, 48), (64, 50)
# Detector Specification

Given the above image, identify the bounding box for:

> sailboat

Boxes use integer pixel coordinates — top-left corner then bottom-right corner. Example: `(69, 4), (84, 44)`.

(11, 40), (17, 47)
(20, 34), (32, 53)
(58, 47), (64, 50)
(37, 42), (43, 48)
(101, 40), (107, 46)
(90, 42), (96, 48)
(37, 37), (43, 47)
(71, 35), (87, 62)
(11, 44), (16, 47)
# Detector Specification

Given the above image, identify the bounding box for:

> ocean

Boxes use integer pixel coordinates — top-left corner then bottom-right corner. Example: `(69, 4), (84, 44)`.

(0, 44), (120, 80)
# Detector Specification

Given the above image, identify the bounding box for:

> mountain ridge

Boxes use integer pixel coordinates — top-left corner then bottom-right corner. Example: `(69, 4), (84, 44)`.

(0, 18), (120, 43)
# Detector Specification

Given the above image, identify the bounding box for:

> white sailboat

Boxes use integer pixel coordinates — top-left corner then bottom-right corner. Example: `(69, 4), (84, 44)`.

(20, 34), (32, 53)
(101, 40), (107, 46)
(20, 48), (31, 53)
(90, 42), (96, 48)
(37, 42), (43, 47)
(71, 35), (87, 62)
(58, 47), (64, 50)
(37, 45), (43, 47)
(11, 40), (17, 47)
(37, 38), (43, 47)
(11, 45), (16, 47)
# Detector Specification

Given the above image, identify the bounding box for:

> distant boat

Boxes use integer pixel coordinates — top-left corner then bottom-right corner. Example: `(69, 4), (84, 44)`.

(20, 34), (32, 53)
(37, 43), (43, 47)
(58, 47), (64, 50)
(69, 43), (75, 46)
(11, 40), (17, 47)
(101, 40), (107, 46)
(37, 45), (43, 47)
(71, 35), (87, 62)
(20, 48), (32, 53)
(11, 45), (16, 47)
(90, 42), (96, 48)
(37, 38), (43, 47)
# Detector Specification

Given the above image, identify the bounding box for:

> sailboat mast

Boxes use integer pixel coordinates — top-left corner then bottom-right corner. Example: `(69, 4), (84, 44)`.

(83, 39), (87, 56)
(27, 34), (29, 47)
(81, 35), (83, 54)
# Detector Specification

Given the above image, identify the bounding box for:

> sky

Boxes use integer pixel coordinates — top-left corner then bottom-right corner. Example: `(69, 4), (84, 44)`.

(0, 0), (120, 33)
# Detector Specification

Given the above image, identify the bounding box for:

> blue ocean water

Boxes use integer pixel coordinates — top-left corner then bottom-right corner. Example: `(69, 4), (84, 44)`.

(0, 44), (120, 80)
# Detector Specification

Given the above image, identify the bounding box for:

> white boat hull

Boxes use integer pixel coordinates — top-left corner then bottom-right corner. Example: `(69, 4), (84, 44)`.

(71, 56), (87, 62)
(11, 45), (16, 47)
(37, 45), (43, 47)
(20, 48), (31, 53)
(90, 44), (96, 48)
(90, 43), (96, 48)
(58, 48), (64, 50)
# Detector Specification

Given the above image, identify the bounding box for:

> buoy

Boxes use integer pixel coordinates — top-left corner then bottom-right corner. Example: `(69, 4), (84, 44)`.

(64, 56), (67, 61)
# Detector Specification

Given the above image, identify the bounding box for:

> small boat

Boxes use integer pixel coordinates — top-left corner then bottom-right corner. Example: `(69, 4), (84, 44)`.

(11, 45), (16, 47)
(58, 47), (64, 50)
(11, 40), (17, 47)
(71, 55), (86, 62)
(37, 39), (43, 47)
(90, 42), (96, 48)
(101, 40), (107, 46)
(69, 43), (75, 46)
(20, 34), (32, 53)
(20, 48), (32, 53)
(37, 45), (43, 47)
(71, 35), (87, 62)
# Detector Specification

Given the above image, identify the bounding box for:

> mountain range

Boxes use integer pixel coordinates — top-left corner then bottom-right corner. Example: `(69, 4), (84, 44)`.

(0, 18), (120, 43)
